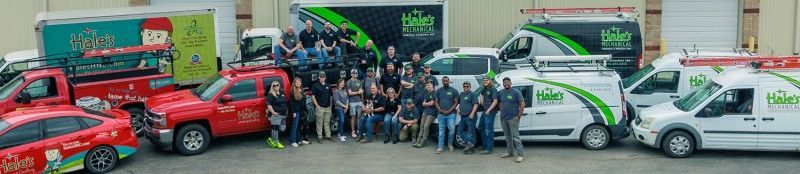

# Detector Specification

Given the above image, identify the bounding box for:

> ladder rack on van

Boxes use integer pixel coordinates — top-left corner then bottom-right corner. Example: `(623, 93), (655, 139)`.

(679, 56), (800, 68)
(521, 7), (637, 21)
(10, 44), (176, 73)
(681, 48), (753, 57)
(528, 55), (616, 73)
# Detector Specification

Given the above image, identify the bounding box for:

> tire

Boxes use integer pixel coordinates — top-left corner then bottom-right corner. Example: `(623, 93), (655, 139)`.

(580, 124), (611, 150)
(125, 108), (145, 136)
(175, 123), (210, 156)
(84, 145), (118, 174)
(661, 131), (695, 158)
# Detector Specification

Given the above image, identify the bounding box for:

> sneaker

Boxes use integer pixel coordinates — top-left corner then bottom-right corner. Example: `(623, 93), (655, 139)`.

(500, 153), (512, 158)
(383, 136), (389, 144)
(464, 149), (475, 154)
(291, 143), (299, 147)
(317, 138), (323, 144)
(480, 150), (493, 155)
(515, 156), (525, 163)
(413, 144), (421, 148)
(339, 136), (346, 142)
(266, 138), (276, 148)
(275, 142), (285, 149)
(436, 149), (444, 154)
(448, 145), (454, 152)
(301, 140), (310, 145)
(351, 131), (358, 138)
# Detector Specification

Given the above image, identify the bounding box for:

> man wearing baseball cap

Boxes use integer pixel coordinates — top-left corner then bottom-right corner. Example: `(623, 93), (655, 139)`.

(312, 71), (334, 143)
(456, 81), (479, 154)
(398, 99), (420, 143)
(423, 64), (439, 88)
(399, 64), (417, 104)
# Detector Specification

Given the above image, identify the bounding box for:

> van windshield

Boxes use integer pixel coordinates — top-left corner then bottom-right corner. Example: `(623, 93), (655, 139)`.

(493, 32), (514, 49)
(622, 65), (654, 88)
(673, 81), (722, 111)
(192, 74), (229, 101)
(0, 76), (23, 100)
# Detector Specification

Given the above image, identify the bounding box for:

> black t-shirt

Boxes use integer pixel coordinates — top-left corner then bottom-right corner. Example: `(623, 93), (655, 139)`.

(410, 61), (424, 75)
(312, 82), (332, 107)
(385, 98), (400, 114)
(267, 93), (287, 115)
(338, 29), (357, 44)
(380, 56), (403, 72)
(298, 29), (319, 48)
(359, 48), (376, 71)
(380, 73), (401, 93)
(290, 92), (306, 114)
(319, 29), (338, 47)
(365, 93), (387, 115)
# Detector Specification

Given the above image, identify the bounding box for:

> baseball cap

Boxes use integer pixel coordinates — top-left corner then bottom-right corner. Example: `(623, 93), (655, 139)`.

(318, 71), (327, 77)
(404, 65), (413, 70)
(351, 69), (358, 74)
(405, 99), (414, 104)
(424, 64), (431, 68)
(417, 72), (424, 78)
(367, 68), (375, 72)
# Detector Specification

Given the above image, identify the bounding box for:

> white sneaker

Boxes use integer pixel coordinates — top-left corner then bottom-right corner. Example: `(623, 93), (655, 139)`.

(291, 143), (299, 147)
(339, 136), (346, 142)
(301, 140), (310, 145)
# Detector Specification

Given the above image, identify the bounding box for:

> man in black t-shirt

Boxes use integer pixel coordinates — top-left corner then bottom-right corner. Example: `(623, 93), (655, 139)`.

(380, 64), (401, 97)
(338, 21), (359, 56)
(357, 40), (377, 78)
(311, 71), (334, 143)
(299, 20), (322, 69)
(380, 46), (403, 75)
(319, 21), (341, 65)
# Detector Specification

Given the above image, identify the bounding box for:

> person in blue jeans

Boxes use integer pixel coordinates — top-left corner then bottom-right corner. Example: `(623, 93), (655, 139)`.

(456, 81), (479, 154)
(273, 25), (307, 68)
(319, 21), (341, 66)
(435, 76), (459, 154)
(289, 77), (310, 147)
(477, 75), (499, 154)
(298, 20), (322, 69)
(383, 88), (401, 144)
(358, 84), (386, 143)
(332, 79), (349, 142)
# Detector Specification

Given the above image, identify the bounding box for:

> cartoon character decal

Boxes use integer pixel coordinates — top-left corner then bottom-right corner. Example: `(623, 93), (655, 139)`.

(75, 96), (111, 111)
(43, 149), (62, 174)
(138, 17), (174, 73)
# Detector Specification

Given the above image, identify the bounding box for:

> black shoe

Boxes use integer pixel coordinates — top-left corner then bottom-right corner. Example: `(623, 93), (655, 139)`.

(392, 139), (398, 144)
(384, 137), (389, 144)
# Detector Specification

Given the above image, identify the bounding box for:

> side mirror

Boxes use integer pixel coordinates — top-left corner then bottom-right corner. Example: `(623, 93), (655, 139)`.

(500, 53), (508, 62)
(220, 94), (233, 103)
(15, 91), (31, 104)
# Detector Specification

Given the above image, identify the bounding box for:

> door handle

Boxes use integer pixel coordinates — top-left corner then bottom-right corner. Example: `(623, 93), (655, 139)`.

(762, 117), (775, 121)
(670, 95), (680, 99)
(636, 105), (651, 108)
(743, 117), (756, 121)
(521, 113), (529, 116)
(535, 111), (546, 115)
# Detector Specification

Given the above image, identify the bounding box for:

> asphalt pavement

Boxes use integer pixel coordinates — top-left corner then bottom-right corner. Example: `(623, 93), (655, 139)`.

(113, 133), (800, 174)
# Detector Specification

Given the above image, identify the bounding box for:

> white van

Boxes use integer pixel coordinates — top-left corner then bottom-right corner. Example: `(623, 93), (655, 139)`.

(493, 55), (629, 150)
(622, 49), (754, 121)
(632, 58), (800, 158)
(0, 49), (39, 85)
(422, 47), (500, 93)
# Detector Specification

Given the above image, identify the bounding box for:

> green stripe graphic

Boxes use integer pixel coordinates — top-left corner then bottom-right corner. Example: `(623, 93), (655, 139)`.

(712, 66), (724, 73)
(304, 7), (384, 65)
(525, 78), (616, 125)
(523, 25), (590, 55)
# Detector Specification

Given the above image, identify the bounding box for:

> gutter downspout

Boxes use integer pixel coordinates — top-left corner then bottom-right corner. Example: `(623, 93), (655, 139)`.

(42, 0), (48, 12)
(795, 0), (800, 54)
(273, 0), (279, 27)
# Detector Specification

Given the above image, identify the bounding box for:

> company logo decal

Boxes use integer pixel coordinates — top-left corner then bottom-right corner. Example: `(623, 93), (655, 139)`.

(767, 89), (800, 111)
(401, 8), (435, 37)
(600, 26), (632, 50)
(70, 28), (116, 51)
(1, 153), (35, 173)
(237, 108), (261, 124)
(689, 74), (708, 87)
(536, 87), (564, 105)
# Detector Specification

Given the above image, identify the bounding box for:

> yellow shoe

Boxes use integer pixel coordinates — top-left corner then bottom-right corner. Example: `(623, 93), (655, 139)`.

(275, 141), (285, 149)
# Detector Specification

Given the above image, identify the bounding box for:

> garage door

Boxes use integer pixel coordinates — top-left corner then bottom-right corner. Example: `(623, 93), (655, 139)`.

(151, 0), (236, 64)
(662, 0), (739, 52)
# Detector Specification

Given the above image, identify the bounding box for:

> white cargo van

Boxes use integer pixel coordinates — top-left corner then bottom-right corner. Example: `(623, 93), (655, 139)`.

(632, 56), (800, 158)
(493, 55), (629, 150)
(422, 47), (500, 93)
(622, 49), (755, 121)
(0, 49), (39, 85)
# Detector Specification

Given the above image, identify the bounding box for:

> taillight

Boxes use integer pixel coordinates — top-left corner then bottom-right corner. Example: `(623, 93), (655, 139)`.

(637, 53), (643, 70)
(621, 94), (628, 119)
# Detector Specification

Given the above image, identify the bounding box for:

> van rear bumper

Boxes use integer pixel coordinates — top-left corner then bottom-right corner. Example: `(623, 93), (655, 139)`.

(610, 122), (630, 140)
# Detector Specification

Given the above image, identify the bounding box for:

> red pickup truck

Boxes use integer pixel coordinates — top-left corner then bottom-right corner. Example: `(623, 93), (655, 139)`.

(0, 44), (177, 136)
(144, 58), (355, 155)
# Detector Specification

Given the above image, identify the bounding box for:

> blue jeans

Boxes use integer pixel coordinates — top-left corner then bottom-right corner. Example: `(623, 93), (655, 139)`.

(437, 113), (456, 149)
(335, 108), (346, 137)
(359, 115), (383, 141)
(321, 46), (341, 65)
(478, 111), (497, 152)
(303, 48), (325, 68)
(290, 112), (302, 143)
(384, 113), (399, 138)
(458, 115), (477, 148)
(273, 46), (307, 67)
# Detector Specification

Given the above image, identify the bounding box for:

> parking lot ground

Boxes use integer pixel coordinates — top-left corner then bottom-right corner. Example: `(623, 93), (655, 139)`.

(114, 133), (800, 174)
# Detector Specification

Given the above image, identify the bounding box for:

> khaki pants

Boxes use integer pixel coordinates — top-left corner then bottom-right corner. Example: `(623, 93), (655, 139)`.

(316, 106), (332, 138)
(415, 113), (436, 145)
(398, 124), (419, 142)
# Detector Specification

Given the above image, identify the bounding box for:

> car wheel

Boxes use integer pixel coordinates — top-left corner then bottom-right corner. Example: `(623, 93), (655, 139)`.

(84, 145), (118, 174)
(662, 131), (694, 158)
(580, 124), (610, 150)
(125, 108), (145, 136)
(175, 123), (210, 156)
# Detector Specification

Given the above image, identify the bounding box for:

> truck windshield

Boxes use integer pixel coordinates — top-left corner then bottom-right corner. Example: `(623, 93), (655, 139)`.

(0, 58), (6, 71)
(673, 81), (722, 111)
(192, 74), (228, 101)
(0, 119), (8, 133)
(0, 76), (23, 100)
(493, 32), (514, 49)
(622, 65), (655, 88)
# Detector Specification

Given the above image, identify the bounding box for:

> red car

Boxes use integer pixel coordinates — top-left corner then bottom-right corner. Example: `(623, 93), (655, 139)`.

(0, 105), (138, 174)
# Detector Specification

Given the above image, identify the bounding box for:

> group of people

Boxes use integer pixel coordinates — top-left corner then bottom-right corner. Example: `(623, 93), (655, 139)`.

(265, 21), (527, 162)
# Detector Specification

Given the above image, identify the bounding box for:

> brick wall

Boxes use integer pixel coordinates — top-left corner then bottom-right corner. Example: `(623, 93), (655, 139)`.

(643, 0), (662, 66)
(742, 0), (759, 50)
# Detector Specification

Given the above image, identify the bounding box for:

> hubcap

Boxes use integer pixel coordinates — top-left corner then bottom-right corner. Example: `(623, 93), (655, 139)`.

(131, 113), (144, 134)
(183, 131), (204, 151)
(669, 135), (690, 155)
(89, 148), (114, 171)
(586, 128), (607, 147)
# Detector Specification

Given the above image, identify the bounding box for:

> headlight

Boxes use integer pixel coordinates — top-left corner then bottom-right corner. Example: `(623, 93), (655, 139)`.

(640, 117), (655, 129)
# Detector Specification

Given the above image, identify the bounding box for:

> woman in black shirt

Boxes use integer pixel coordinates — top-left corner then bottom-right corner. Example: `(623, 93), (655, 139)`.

(383, 88), (401, 144)
(266, 81), (288, 149)
(289, 77), (311, 147)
